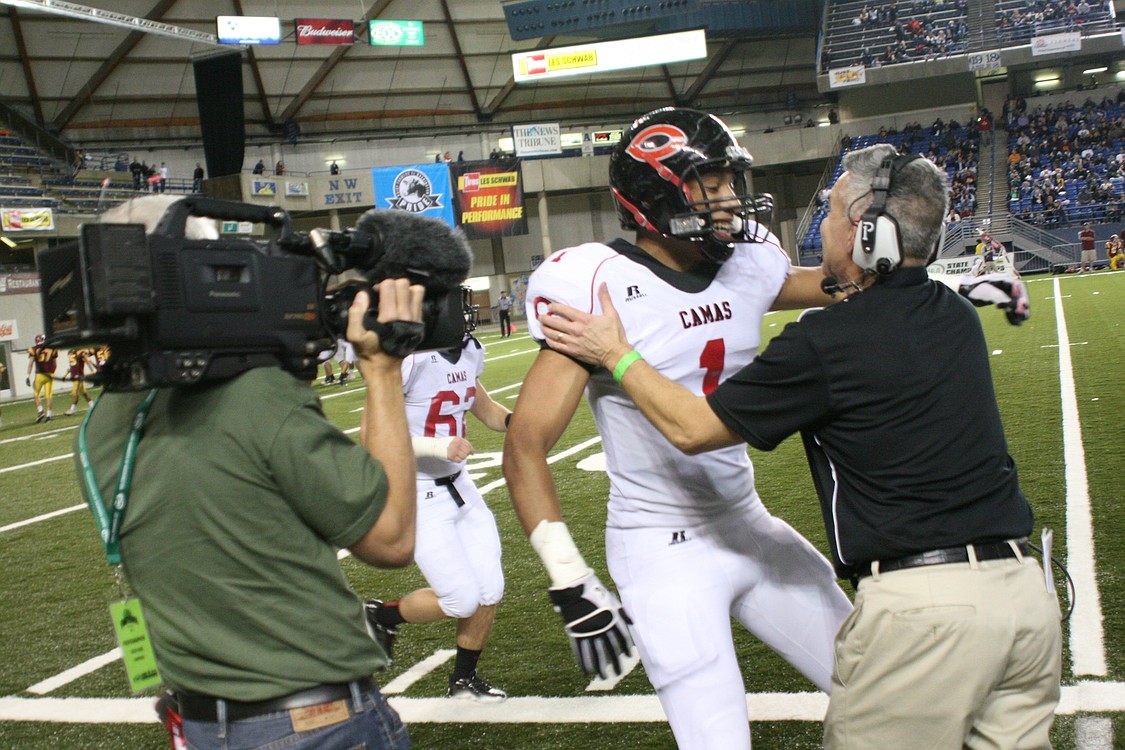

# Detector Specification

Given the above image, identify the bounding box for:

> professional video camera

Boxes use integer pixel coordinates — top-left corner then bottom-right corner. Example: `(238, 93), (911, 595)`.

(39, 196), (473, 391)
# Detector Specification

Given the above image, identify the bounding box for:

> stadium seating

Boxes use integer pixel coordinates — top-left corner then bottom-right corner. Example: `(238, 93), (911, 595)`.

(996, 0), (1115, 44)
(799, 123), (979, 262)
(1005, 97), (1125, 228)
(0, 133), (159, 214)
(821, 0), (968, 72)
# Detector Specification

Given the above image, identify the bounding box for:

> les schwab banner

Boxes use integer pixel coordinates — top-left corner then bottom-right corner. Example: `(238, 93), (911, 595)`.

(449, 159), (528, 239)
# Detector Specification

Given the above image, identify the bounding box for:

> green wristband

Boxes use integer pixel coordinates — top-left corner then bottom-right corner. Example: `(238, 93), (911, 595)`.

(612, 350), (643, 384)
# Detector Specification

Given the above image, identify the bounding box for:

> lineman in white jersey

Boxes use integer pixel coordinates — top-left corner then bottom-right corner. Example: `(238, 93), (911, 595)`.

(365, 332), (511, 701)
(503, 107), (853, 749)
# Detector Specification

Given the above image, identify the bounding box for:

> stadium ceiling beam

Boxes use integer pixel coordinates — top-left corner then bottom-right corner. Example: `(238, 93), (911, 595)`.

(277, 0), (394, 124)
(0, 0), (217, 45)
(480, 35), (557, 120)
(438, 0), (483, 121)
(8, 8), (44, 123)
(681, 38), (739, 108)
(51, 0), (181, 132)
(232, 0), (273, 130)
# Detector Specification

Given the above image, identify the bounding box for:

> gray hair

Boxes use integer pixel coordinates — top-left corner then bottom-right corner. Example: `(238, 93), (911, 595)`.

(839, 144), (949, 262)
(98, 195), (219, 240)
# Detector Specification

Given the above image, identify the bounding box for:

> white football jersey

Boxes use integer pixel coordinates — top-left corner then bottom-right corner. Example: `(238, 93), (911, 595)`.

(526, 236), (791, 529)
(401, 338), (486, 479)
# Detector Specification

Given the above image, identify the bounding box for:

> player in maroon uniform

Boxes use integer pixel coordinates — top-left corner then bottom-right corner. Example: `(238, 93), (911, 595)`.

(26, 335), (59, 423)
(65, 347), (96, 416)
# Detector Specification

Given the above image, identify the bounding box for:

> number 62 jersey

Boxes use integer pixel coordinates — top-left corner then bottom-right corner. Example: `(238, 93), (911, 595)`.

(525, 236), (792, 531)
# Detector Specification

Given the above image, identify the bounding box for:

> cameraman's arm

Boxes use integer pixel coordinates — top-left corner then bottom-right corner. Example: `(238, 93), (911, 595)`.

(347, 280), (424, 568)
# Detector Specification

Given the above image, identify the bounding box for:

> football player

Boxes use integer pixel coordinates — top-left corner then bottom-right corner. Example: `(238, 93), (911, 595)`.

(502, 107), (854, 749)
(64, 347), (96, 416)
(26, 334), (58, 423)
(364, 330), (511, 701)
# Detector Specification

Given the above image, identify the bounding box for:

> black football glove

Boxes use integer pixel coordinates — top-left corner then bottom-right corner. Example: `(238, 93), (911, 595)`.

(959, 273), (1030, 326)
(548, 571), (636, 680)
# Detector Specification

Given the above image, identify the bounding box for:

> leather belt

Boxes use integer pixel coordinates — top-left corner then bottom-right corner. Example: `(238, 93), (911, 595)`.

(855, 540), (1029, 580)
(434, 471), (465, 507)
(177, 677), (375, 722)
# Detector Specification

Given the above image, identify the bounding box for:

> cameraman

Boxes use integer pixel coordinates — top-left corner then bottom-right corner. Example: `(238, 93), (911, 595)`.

(79, 197), (419, 750)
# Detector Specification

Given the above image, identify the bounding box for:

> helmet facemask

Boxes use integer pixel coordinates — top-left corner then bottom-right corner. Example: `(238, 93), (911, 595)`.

(667, 161), (775, 263)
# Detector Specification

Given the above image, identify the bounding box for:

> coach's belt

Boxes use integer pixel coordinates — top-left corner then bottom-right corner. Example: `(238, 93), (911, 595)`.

(856, 540), (1029, 580)
(177, 677), (374, 722)
(434, 471), (465, 506)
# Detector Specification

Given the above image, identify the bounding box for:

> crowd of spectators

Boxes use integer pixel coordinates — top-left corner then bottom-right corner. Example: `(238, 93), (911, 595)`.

(1005, 93), (1125, 227)
(823, 0), (968, 70)
(997, 0), (1114, 43)
(800, 118), (980, 258)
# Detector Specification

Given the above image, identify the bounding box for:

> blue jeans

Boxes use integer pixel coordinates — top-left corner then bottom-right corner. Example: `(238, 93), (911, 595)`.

(183, 684), (409, 750)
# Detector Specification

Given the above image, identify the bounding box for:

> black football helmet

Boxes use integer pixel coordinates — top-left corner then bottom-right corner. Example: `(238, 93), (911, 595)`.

(610, 107), (774, 263)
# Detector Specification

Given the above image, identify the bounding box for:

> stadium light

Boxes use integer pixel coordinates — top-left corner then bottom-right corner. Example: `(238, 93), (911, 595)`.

(0, 236), (17, 248)
(1082, 67), (1108, 75)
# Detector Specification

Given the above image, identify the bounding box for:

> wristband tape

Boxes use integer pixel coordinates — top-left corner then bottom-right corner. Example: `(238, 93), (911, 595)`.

(612, 350), (643, 384)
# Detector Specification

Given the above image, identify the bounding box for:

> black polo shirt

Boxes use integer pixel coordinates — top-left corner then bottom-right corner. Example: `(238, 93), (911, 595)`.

(706, 267), (1033, 579)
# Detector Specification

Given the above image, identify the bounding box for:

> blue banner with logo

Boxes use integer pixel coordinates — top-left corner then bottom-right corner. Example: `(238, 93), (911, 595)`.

(371, 163), (455, 228)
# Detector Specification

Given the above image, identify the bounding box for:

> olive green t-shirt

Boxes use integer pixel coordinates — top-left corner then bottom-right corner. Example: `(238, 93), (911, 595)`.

(77, 367), (388, 700)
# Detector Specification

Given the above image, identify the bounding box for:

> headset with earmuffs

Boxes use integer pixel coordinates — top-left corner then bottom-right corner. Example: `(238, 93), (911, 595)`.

(852, 153), (922, 275)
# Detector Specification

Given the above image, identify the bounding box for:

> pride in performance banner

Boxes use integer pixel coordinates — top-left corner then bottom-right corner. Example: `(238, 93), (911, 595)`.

(371, 162), (455, 227)
(449, 158), (529, 239)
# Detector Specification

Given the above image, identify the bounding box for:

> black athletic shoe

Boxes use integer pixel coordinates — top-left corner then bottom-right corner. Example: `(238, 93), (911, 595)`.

(447, 672), (508, 702)
(323, 374), (335, 384)
(35, 413), (46, 423)
(338, 373), (349, 386)
(364, 599), (398, 667)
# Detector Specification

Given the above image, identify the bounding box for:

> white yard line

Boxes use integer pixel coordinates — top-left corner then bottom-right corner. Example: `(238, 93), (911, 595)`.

(1054, 277), (1107, 677)
(0, 453), (73, 476)
(26, 650), (122, 695)
(3, 683), (1125, 724)
(0, 504), (84, 534)
(0, 424), (77, 447)
(381, 650), (456, 695)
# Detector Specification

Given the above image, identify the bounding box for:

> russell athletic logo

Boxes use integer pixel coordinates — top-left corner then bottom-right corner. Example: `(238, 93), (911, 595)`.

(387, 169), (443, 213)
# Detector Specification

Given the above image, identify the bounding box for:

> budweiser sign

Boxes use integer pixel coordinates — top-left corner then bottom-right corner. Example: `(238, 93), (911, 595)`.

(295, 18), (355, 45)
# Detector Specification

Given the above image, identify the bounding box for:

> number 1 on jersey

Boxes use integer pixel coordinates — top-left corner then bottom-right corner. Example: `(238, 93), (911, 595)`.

(699, 339), (725, 395)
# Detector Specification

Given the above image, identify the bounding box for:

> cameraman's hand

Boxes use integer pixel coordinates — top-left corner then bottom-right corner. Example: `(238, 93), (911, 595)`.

(348, 279), (424, 366)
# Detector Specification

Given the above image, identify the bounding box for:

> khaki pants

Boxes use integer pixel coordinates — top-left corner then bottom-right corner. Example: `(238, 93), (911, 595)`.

(825, 554), (1061, 749)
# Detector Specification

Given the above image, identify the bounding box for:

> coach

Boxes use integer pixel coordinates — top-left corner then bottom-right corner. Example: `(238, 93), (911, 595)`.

(538, 144), (1062, 748)
(77, 197), (419, 749)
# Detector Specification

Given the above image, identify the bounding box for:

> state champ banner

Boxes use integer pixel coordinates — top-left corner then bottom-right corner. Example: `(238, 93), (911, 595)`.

(371, 162), (455, 228)
(449, 158), (529, 239)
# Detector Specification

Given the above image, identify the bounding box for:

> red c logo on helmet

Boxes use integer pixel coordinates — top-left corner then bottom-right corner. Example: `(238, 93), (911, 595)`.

(625, 124), (688, 164)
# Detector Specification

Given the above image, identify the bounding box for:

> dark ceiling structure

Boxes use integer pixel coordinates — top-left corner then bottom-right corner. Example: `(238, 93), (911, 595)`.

(0, 0), (826, 148)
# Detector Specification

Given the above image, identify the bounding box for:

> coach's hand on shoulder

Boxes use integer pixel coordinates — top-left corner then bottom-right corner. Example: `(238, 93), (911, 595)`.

(548, 571), (636, 680)
(958, 273), (1030, 326)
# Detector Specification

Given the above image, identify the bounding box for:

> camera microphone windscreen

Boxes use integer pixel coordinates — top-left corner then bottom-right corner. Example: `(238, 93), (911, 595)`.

(354, 209), (472, 291)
